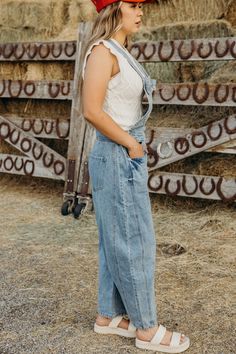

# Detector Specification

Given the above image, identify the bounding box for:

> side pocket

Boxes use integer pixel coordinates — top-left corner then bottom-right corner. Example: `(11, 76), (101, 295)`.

(88, 154), (107, 192)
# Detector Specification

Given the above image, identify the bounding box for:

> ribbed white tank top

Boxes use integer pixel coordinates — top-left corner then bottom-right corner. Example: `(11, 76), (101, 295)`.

(82, 39), (143, 131)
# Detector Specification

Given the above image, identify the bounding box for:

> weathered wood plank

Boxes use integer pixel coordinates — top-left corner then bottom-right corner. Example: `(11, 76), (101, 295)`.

(0, 115), (66, 179)
(130, 37), (236, 62)
(146, 127), (236, 155)
(0, 80), (73, 100)
(0, 41), (76, 62)
(146, 115), (236, 171)
(1, 37), (235, 63)
(8, 115), (70, 139)
(0, 153), (64, 180)
(77, 122), (96, 195)
(64, 22), (93, 195)
(151, 82), (236, 106)
(148, 172), (236, 202)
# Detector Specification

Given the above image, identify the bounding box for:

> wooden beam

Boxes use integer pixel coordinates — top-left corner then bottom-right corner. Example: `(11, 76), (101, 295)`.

(151, 82), (236, 106)
(0, 115), (66, 179)
(130, 37), (236, 62)
(0, 80), (73, 100)
(64, 22), (93, 195)
(0, 41), (76, 62)
(146, 115), (236, 171)
(8, 115), (70, 139)
(0, 154), (64, 180)
(148, 172), (236, 202)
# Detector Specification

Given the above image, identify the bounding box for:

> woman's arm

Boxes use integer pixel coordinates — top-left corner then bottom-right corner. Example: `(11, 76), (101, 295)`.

(82, 43), (144, 158)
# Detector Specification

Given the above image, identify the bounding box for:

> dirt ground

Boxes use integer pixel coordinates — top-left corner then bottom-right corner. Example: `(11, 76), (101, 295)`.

(0, 175), (235, 354)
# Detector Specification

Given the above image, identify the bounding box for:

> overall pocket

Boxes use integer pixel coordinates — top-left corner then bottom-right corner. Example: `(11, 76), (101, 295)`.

(88, 154), (107, 192)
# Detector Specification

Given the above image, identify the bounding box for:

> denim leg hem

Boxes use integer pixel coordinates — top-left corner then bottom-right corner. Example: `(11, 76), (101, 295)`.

(97, 311), (128, 319)
(134, 319), (158, 330)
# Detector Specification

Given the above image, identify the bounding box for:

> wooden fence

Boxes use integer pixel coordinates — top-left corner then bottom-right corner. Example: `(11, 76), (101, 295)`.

(0, 22), (235, 217)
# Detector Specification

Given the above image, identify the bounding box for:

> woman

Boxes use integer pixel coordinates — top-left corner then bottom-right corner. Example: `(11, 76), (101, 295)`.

(82, 1), (190, 352)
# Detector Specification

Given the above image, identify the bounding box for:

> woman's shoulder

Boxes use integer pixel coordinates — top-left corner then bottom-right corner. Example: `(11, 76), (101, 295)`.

(86, 39), (123, 60)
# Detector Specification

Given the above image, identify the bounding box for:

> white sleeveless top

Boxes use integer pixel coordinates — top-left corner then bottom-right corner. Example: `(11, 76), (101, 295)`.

(82, 39), (143, 131)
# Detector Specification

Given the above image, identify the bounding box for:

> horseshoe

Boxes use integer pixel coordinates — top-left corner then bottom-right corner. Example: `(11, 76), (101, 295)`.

(216, 177), (236, 202)
(55, 119), (70, 139)
(2, 44), (14, 59)
(0, 122), (10, 139)
(207, 122), (223, 141)
(224, 116), (236, 134)
(32, 143), (43, 160)
(22, 119), (32, 132)
(146, 129), (155, 145)
(9, 128), (20, 144)
(147, 146), (159, 168)
(230, 41), (236, 59)
(32, 119), (44, 135)
(157, 141), (173, 159)
(42, 152), (54, 167)
(54, 160), (65, 175)
(20, 137), (32, 153)
(174, 137), (189, 155)
(176, 84), (191, 101)
(191, 131), (207, 148)
(8, 80), (22, 98)
(142, 43), (156, 60)
(159, 87), (175, 102)
(24, 81), (36, 96)
(38, 43), (50, 59)
(231, 87), (236, 103)
(61, 82), (70, 96)
(13, 43), (25, 60)
(14, 157), (24, 171)
(0, 80), (6, 96)
(48, 82), (60, 98)
(197, 42), (213, 59)
(214, 84), (229, 103)
(215, 39), (230, 58)
(51, 43), (63, 58)
(192, 83), (209, 104)
(148, 174), (163, 192)
(3, 156), (14, 171)
(64, 42), (76, 57)
(44, 120), (54, 134)
(130, 43), (142, 60)
(178, 40), (194, 60)
(165, 178), (181, 196)
(23, 160), (35, 176)
(182, 175), (198, 195)
(26, 43), (38, 59)
(158, 41), (175, 61)
(199, 178), (215, 195)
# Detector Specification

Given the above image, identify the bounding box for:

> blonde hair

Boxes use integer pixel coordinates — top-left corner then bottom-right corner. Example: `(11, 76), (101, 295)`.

(78, 2), (127, 116)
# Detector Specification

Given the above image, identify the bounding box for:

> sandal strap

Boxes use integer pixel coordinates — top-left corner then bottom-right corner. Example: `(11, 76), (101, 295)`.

(150, 324), (166, 344)
(128, 321), (136, 331)
(170, 332), (181, 347)
(108, 315), (123, 328)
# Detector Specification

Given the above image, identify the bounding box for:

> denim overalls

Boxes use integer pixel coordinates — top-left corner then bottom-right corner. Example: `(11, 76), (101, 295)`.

(88, 39), (158, 329)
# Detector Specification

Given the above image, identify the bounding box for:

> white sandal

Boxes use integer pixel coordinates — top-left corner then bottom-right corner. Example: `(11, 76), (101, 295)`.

(94, 315), (136, 338)
(135, 324), (190, 353)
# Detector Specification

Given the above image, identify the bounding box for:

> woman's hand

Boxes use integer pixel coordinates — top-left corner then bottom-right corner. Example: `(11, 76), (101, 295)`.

(128, 142), (144, 159)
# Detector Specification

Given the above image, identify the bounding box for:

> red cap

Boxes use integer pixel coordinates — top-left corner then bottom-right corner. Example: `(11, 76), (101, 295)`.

(92, 0), (154, 13)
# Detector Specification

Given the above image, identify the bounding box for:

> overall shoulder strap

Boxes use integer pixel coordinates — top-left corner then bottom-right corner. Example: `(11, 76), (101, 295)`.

(107, 39), (149, 81)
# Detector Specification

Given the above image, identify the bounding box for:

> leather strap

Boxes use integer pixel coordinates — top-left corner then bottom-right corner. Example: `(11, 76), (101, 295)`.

(170, 332), (181, 347)
(150, 324), (166, 344)
(108, 315), (123, 328)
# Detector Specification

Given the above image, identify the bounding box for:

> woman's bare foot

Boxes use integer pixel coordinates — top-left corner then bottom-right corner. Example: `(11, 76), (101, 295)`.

(136, 325), (186, 346)
(96, 314), (130, 330)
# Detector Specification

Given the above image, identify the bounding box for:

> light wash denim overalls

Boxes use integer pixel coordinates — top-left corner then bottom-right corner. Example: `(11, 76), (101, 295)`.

(88, 39), (157, 329)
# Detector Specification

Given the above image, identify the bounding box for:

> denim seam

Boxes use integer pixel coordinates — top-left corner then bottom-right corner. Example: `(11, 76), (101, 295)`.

(112, 144), (129, 313)
(121, 149), (142, 322)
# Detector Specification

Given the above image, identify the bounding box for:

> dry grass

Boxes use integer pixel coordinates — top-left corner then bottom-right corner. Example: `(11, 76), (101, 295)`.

(0, 175), (235, 353)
